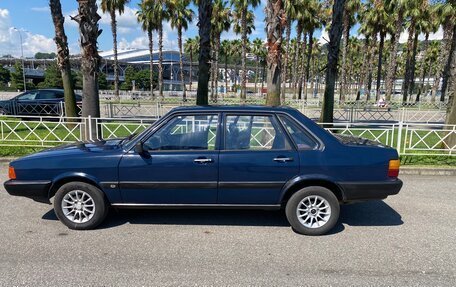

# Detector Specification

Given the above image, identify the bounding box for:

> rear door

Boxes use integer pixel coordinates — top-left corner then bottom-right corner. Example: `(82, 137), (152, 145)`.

(218, 113), (300, 205)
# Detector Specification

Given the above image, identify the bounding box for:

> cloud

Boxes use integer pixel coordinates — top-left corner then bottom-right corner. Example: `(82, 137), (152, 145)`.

(116, 21), (177, 51)
(31, 7), (49, 13)
(399, 26), (443, 44)
(0, 8), (55, 57)
(318, 30), (329, 45)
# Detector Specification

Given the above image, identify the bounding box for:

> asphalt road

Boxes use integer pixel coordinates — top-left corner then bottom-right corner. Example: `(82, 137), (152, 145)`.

(0, 162), (455, 286)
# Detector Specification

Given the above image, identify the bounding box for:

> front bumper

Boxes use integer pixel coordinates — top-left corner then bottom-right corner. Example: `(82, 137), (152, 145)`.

(3, 180), (51, 204)
(339, 179), (403, 202)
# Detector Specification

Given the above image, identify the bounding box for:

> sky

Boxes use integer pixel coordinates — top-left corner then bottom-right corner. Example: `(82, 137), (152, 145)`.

(0, 0), (444, 58)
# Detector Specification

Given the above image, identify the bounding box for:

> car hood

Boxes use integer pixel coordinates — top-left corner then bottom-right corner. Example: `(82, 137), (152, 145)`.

(333, 134), (390, 148)
(18, 139), (125, 160)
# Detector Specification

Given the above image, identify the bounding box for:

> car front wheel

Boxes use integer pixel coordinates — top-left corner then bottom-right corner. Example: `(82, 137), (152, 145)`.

(285, 186), (340, 235)
(54, 182), (109, 230)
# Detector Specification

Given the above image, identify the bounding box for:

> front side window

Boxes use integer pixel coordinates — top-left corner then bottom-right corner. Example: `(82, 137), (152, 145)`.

(279, 115), (318, 150)
(38, 91), (63, 100)
(225, 115), (291, 150)
(144, 114), (218, 151)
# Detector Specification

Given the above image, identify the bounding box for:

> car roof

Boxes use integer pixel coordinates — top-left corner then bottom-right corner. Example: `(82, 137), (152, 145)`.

(170, 105), (297, 113)
(25, 89), (64, 93)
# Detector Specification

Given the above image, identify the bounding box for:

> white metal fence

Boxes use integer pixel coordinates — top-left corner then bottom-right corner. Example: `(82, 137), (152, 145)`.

(0, 115), (454, 156)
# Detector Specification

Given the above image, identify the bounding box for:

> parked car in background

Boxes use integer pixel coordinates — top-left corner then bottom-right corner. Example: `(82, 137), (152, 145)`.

(0, 89), (82, 117)
(4, 106), (402, 235)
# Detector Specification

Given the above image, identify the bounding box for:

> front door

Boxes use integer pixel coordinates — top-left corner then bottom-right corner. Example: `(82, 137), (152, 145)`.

(119, 113), (220, 204)
(218, 114), (300, 204)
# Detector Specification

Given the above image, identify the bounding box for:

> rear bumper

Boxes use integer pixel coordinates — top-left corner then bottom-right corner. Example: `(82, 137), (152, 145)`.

(3, 180), (51, 204)
(339, 179), (403, 202)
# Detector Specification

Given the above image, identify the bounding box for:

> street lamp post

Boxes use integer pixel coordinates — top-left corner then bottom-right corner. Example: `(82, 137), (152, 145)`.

(13, 28), (27, 92)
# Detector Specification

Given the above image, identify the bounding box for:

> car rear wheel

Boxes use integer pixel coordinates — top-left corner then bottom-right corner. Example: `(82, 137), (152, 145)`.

(54, 182), (109, 230)
(285, 186), (340, 235)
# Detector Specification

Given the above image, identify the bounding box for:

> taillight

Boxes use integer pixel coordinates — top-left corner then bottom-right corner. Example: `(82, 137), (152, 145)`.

(388, 159), (400, 178)
(8, 166), (16, 180)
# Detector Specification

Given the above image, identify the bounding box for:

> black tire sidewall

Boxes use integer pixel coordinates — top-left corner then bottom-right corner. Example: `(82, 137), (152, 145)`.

(285, 186), (340, 236)
(54, 182), (108, 230)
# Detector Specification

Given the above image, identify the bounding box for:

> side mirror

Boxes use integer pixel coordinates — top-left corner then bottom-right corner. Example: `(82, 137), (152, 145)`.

(134, 142), (145, 154)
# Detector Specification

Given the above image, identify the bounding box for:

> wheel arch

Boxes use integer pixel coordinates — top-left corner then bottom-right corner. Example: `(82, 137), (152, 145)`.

(48, 172), (104, 200)
(280, 176), (345, 206)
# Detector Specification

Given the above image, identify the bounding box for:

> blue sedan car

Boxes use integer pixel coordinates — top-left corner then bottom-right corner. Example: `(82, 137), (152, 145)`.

(4, 106), (402, 235)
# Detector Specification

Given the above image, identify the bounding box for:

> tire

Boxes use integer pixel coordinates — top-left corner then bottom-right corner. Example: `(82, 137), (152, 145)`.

(54, 182), (109, 230)
(285, 186), (340, 236)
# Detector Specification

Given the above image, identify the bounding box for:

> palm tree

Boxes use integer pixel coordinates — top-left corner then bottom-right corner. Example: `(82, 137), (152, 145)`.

(137, 0), (158, 96)
(265, 0), (284, 106)
(282, 0), (300, 101)
(229, 39), (243, 90)
(384, 0), (406, 101)
(221, 39), (231, 96)
(231, 0), (260, 101)
(444, 23), (455, 147)
(72, 0), (102, 139)
(49, 0), (77, 118)
(169, 0), (194, 101)
(252, 38), (264, 95)
(196, 0), (212, 105)
(320, 0), (347, 123)
(101, 0), (130, 101)
(211, 0), (231, 101)
(154, 0), (170, 100)
(339, 0), (360, 102)
(431, 1), (455, 102)
(184, 36), (199, 94)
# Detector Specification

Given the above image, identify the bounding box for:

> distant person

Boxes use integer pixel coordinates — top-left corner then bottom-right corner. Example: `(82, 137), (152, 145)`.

(377, 97), (388, 108)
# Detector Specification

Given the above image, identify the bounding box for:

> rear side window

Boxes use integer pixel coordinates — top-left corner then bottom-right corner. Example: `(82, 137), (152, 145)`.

(279, 115), (318, 150)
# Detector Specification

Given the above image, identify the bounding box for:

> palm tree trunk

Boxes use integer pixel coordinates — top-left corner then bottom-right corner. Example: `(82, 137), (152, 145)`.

(196, 0), (212, 105)
(444, 24), (456, 148)
(265, 0), (284, 106)
(147, 28), (154, 99)
(178, 27), (186, 101)
(441, 24), (456, 102)
(297, 34), (307, 100)
(109, 9), (119, 101)
(417, 33), (430, 102)
(409, 32), (419, 99)
(189, 48), (193, 94)
(255, 56), (259, 95)
(50, 0), (77, 118)
(73, 0), (101, 139)
(281, 21), (291, 103)
(241, 7), (248, 102)
(375, 32), (385, 101)
(359, 36), (370, 100)
(385, 8), (403, 101)
(403, 22), (416, 102)
(158, 21), (164, 99)
(292, 25), (302, 99)
(432, 21), (454, 102)
(305, 29), (314, 100)
(339, 11), (349, 102)
(367, 37), (376, 102)
(225, 53), (228, 96)
(214, 35), (221, 102)
(321, 0), (346, 123)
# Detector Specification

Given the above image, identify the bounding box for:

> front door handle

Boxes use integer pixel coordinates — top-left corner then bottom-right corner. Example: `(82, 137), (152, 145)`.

(273, 157), (294, 162)
(194, 158), (214, 164)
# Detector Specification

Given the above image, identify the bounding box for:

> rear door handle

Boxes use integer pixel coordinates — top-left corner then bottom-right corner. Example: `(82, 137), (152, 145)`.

(273, 157), (293, 162)
(194, 158), (214, 164)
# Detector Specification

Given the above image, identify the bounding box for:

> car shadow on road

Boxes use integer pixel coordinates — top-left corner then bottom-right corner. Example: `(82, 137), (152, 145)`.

(42, 200), (403, 233)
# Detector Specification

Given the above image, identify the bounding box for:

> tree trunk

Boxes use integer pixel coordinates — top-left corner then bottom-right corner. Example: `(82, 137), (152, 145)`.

(147, 28), (154, 98)
(265, 0), (284, 106)
(297, 34), (307, 100)
(214, 35), (221, 102)
(281, 21), (291, 103)
(321, 0), (346, 123)
(241, 7), (248, 102)
(304, 30), (314, 100)
(431, 23), (452, 102)
(189, 48), (193, 94)
(339, 10), (349, 102)
(50, 0), (77, 118)
(409, 32), (419, 99)
(225, 53), (228, 97)
(73, 0), (101, 140)
(158, 22), (164, 99)
(178, 27), (186, 102)
(196, 0), (212, 105)
(359, 36), (370, 100)
(441, 24), (456, 102)
(403, 22), (415, 102)
(255, 56), (259, 95)
(375, 32), (385, 101)
(385, 8), (403, 101)
(109, 9), (119, 101)
(292, 26), (302, 99)
(444, 24), (456, 148)
(417, 33), (430, 102)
